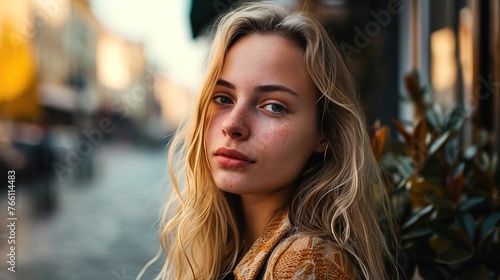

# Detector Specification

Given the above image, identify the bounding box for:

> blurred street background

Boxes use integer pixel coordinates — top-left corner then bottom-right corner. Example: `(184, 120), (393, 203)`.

(0, 143), (167, 280)
(0, 0), (499, 279)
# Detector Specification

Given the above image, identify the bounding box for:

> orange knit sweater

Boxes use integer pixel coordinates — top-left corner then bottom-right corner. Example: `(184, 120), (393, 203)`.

(233, 213), (353, 279)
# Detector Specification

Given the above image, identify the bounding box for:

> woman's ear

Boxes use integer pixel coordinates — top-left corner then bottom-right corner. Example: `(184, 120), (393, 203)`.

(314, 135), (328, 153)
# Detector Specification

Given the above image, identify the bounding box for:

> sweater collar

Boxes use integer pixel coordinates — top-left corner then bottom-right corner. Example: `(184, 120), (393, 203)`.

(233, 212), (292, 279)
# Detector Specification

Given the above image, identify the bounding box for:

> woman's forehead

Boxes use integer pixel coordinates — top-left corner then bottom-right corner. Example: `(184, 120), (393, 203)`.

(217, 35), (315, 100)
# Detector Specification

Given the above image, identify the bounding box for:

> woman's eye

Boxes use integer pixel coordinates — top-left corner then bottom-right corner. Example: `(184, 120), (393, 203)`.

(263, 103), (286, 114)
(212, 95), (233, 104)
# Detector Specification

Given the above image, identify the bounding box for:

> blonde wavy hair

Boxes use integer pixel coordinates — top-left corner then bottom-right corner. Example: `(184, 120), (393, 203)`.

(145, 2), (400, 280)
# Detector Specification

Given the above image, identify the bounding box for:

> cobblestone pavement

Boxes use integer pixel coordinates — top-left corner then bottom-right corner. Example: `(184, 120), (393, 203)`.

(0, 144), (169, 280)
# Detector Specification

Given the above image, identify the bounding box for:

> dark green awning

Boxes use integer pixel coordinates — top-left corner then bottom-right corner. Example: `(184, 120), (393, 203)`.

(189, 0), (240, 38)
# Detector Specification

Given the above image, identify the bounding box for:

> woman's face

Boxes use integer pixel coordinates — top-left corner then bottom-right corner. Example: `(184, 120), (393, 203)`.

(205, 34), (325, 200)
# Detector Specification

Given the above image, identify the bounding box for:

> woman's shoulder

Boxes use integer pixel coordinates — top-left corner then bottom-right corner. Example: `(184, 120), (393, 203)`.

(265, 234), (353, 279)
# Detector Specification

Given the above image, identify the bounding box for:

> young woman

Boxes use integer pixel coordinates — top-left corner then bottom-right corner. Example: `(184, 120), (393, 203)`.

(155, 2), (399, 279)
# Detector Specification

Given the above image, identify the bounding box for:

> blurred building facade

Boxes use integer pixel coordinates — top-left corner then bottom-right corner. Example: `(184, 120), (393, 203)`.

(96, 29), (163, 145)
(34, 0), (99, 128)
(0, 0), (160, 213)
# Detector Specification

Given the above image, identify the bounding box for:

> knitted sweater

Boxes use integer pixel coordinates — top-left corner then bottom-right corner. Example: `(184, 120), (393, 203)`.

(232, 213), (353, 279)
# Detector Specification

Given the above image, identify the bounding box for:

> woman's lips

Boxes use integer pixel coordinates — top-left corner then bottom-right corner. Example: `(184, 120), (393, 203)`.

(215, 148), (254, 168)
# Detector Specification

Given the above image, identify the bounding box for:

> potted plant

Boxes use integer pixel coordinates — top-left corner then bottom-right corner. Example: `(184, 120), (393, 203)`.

(371, 71), (500, 279)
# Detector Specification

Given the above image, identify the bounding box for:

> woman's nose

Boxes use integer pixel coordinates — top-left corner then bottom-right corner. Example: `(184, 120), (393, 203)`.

(221, 105), (250, 140)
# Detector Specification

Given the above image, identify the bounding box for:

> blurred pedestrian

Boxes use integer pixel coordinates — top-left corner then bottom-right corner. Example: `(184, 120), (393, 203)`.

(152, 2), (400, 279)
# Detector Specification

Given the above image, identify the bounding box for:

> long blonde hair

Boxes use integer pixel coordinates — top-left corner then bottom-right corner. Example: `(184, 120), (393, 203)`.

(153, 2), (399, 279)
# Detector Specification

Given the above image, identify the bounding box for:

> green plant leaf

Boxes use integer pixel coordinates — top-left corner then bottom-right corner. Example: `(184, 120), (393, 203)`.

(401, 227), (434, 241)
(445, 138), (459, 166)
(434, 103), (444, 128)
(429, 222), (472, 248)
(396, 156), (415, 189)
(428, 131), (452, 155)
(427, 192), (453, 210)
(409, 178), (445, 208)
(452, 163), (465, 178)
(434, 248), (474, 265)
(463, 145), (478, 161)
(457, 214), (476, 241)
(479, 152), (491, 168)
(480, 213), (500, 239)
(476, 130), (490, 150)
(430, 235), (452, 252)
(478, 228), (500, 264)
(402, 205), (434, 229)
(425, 102), (443, 131)
(443, 105), (467, 132)
(459, 196), (486, 213)
(422, 85), (432, 99)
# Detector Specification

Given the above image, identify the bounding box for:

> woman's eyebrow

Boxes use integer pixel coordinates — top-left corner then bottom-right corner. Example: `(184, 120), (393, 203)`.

(216, 79), (235, 89)
(254, 85), (299, 99)
(216, 79), (300, 99)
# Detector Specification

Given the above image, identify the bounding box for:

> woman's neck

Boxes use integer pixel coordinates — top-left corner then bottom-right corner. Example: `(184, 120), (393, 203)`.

(239, 189), (290, 250)
(242, 201), (273, 244)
